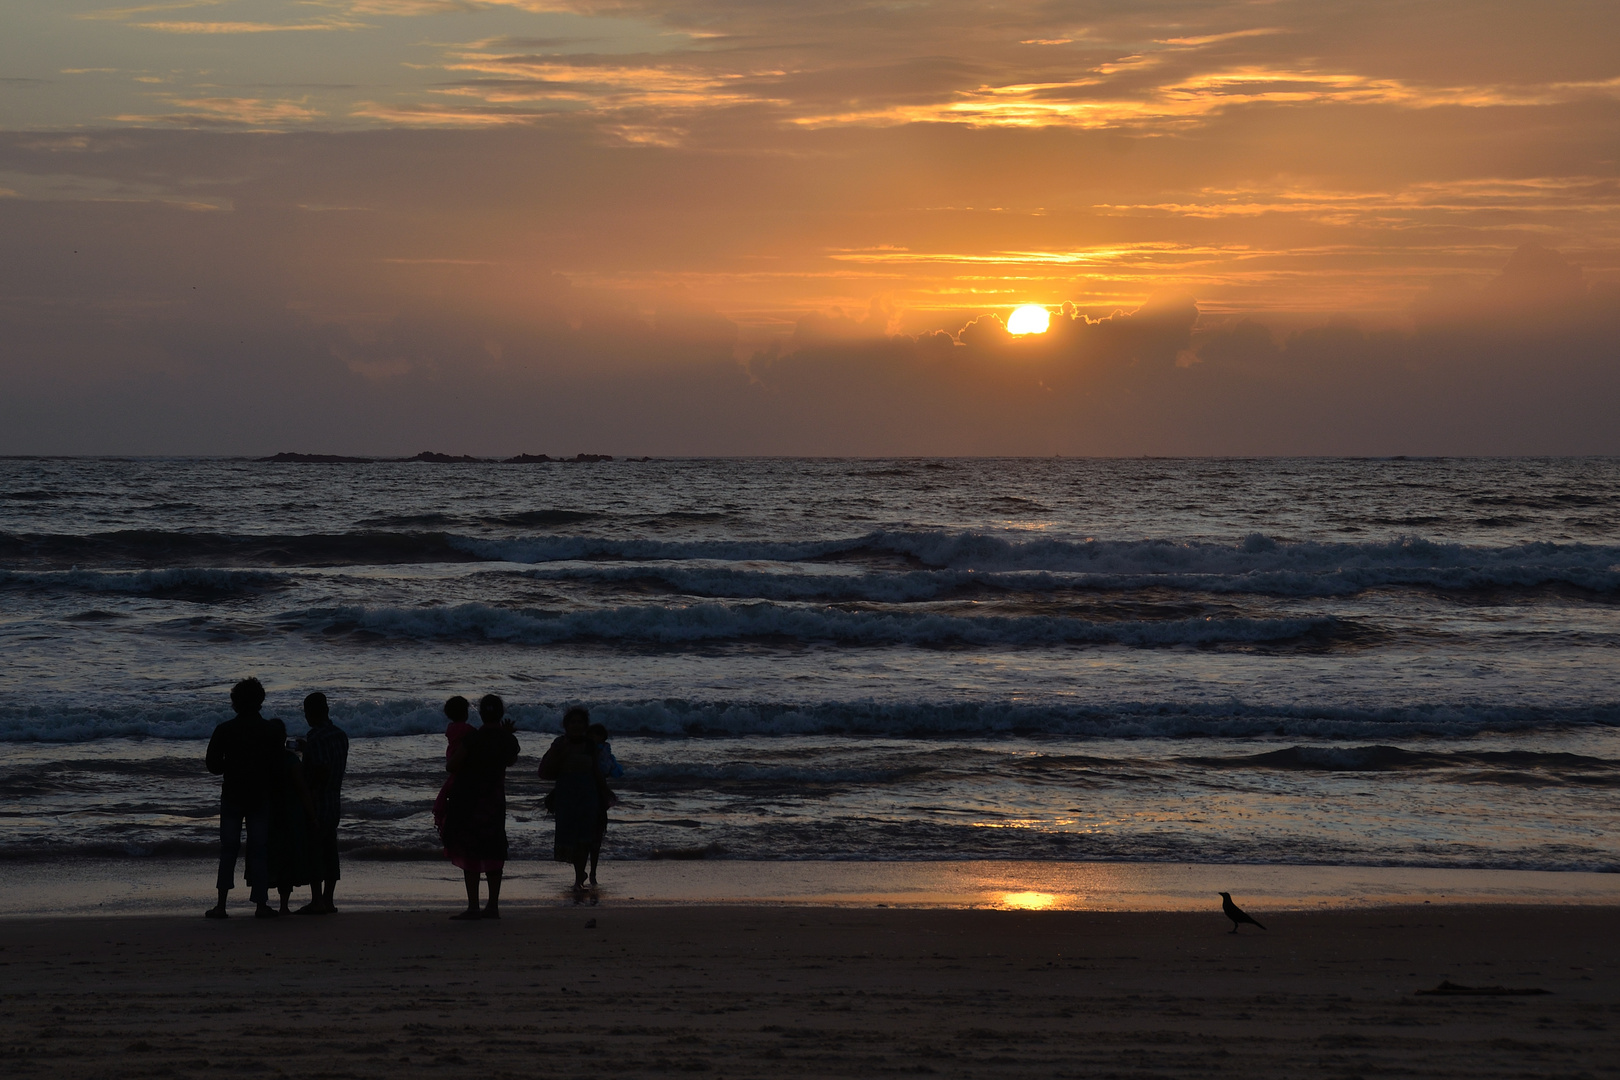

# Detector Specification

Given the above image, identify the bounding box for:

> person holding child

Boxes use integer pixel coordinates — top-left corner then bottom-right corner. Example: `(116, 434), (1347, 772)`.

(441, 694), (520, 920)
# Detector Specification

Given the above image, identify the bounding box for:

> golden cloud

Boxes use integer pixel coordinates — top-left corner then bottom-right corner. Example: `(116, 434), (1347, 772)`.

(132, 19), (367, 32)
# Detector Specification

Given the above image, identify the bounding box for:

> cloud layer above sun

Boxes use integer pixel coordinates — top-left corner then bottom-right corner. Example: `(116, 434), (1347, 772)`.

(1, 0), (1618, 452)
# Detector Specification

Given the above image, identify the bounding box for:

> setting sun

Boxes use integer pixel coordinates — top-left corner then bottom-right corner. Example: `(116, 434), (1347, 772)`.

(1007, 305), (1051, 335)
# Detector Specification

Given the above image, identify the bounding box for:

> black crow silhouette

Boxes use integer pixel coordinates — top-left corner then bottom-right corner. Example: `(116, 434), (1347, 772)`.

(1219, 892), (1265, 933)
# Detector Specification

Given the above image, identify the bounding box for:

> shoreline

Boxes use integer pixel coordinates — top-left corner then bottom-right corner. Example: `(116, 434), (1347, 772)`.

(5, 858), (1618, 918)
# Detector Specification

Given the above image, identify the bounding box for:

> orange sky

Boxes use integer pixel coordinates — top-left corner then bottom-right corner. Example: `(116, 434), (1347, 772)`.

(1, 1), (1618, 453)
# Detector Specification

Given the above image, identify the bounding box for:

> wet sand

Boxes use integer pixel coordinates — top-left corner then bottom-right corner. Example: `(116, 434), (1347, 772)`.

(8, 857), (1620, 916)
(3, 905), (1616, 1078)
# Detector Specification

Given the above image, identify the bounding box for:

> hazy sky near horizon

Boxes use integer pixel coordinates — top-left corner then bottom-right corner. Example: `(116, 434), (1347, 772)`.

(2, 0), (1618, 455)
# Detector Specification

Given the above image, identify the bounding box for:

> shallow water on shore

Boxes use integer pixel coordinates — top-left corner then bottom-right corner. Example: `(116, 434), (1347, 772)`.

(6, 857), (1619, 918)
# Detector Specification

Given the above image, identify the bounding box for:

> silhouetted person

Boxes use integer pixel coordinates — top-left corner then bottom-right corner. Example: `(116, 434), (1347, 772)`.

(205, 678), (282, 919)
(298, 692), (349, 914)
(432, 696), (475, 842)
(442, 694), (519, 920)
(539, 707), (609, 896)
(586, 722), (623, 887)
(266, 717), (318, 914)
(1220, 891), (1265, 933)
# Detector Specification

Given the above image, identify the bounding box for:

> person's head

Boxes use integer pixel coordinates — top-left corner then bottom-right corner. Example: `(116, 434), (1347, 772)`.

(303, 692), (329, 727)
(563, 706), (590, 739)
(588, 722), (608, 745)
(478, 694), (504, 725)
(444, 695), (470, 724)
(268, 716), (287, 739)
(230, 678), (266, 716)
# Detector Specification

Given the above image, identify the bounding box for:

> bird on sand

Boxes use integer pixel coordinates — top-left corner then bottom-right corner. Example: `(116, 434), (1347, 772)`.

(1219, 892), (1265, 933)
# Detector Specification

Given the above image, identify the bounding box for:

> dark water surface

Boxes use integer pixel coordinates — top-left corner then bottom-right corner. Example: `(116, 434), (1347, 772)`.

(2, 457), (1617, 869)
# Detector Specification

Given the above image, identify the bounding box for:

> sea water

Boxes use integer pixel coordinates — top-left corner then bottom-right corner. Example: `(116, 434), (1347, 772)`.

(1, 457), (1616, 872)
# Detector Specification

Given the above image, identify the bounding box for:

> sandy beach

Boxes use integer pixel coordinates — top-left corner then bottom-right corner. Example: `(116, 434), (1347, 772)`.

(3, 903), (1616, 1078)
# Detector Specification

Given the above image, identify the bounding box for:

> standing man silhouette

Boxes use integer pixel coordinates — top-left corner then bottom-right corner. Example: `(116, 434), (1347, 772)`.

(205, 678), (281, 919)
(299, 692), (349, 914)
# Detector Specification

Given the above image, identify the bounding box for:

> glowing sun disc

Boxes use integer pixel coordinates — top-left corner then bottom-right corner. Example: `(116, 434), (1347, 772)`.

(1007, 304), (1051, 335)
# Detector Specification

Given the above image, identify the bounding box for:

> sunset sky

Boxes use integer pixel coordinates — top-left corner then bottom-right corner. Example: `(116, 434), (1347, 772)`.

(3, 1), (1618, 455)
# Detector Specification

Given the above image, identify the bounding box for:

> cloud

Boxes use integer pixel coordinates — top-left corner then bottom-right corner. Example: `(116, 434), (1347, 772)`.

(118, 97), (324, 126)
(2, 173), (1612, 458)
(37, 0), (1616, 138)
(131, 19), (367, 32)
(75, 1), (365, 32)
(75, 1), (224, 21)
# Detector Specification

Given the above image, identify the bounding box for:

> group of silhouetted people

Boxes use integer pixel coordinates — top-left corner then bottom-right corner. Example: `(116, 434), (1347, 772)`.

(433, 695), (621, 918)
(205, 678), (349, 919)
(208, 680), (620, 921)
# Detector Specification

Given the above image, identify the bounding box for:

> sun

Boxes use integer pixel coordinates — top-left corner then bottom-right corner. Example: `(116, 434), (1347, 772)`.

(1006, 304), (1051, 335)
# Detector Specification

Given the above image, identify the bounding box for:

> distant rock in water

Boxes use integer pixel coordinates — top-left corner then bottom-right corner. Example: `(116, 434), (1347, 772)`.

(407, 451), (490, 463)
(262, 450), (621, 463)
(261, 452), (375, 463)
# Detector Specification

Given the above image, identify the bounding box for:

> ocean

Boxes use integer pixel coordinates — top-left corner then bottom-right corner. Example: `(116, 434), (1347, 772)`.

(1, 456), (1617, 874)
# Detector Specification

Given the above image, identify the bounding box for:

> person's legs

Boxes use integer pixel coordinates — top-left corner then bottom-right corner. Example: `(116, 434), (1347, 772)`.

(320, 822), (340, 912)
(210, 799), (245, 917)
(588, 843), (600, 887)
(451, 869), (481, 919)
(300, 823), (340, 913)
(244, 802), (275, 915)
(277, 885), (292, 914)
(572, 854), (588, 892)
(482, 869), (502, 918)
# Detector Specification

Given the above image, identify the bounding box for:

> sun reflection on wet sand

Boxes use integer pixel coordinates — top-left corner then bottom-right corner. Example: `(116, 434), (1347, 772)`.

(6, 860), (1620, 917)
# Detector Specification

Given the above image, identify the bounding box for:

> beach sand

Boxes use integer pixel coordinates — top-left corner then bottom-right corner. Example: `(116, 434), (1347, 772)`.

(2, 904), (1616, 1078)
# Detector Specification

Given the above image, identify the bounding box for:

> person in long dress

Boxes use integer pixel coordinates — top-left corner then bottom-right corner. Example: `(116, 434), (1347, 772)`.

(298, 692), (349, 914)
(266, 717), (317, 914)
(440, 694), (519, 920)
(539, 707), (608, 895)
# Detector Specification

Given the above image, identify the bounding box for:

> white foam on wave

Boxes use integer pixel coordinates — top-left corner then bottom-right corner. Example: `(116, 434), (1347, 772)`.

(296, 600), (1340, 647)
(460, 531), (1620, 595)
(2, 695), (1612, 743)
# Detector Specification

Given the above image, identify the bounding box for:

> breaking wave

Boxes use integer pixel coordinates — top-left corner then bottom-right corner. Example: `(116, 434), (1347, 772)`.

(7, 527), (1614, 596)
(288, 600), (1351, 649)
(1185, 744), (1620, 779)
(2, 696), (1614, 743)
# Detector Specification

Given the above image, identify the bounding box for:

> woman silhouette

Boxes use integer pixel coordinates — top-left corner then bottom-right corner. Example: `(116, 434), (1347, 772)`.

(441, 694), (519, 919)
(539, 707), (608, 895)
